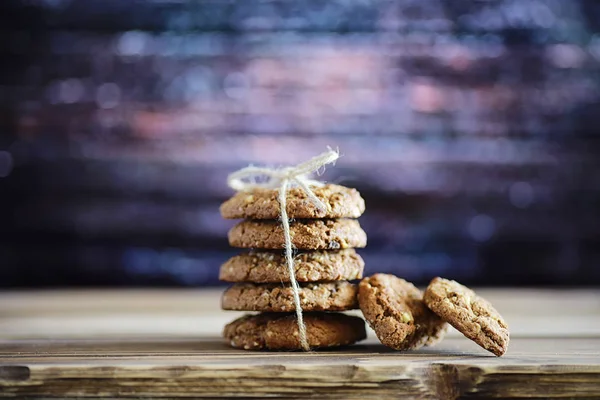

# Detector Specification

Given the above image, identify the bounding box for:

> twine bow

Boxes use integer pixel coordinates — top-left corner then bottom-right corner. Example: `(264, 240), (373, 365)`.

(227, 148), (340, 351)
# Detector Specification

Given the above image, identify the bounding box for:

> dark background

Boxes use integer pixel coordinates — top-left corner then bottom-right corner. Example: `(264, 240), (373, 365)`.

(1, 0), (600, 288)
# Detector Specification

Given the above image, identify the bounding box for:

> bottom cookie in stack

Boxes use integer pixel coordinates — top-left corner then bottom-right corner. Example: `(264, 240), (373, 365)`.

(224, 312), (366, 350)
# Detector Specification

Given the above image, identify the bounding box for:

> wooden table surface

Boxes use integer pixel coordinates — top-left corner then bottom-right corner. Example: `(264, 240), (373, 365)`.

(1, 289), (599, 399)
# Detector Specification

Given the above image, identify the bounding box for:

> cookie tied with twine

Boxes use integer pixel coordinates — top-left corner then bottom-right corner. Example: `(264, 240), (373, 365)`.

(226, 148), (340, 351)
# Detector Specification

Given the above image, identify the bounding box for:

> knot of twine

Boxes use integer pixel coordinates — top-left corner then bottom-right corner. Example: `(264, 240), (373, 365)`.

(227, 148), (340, 351)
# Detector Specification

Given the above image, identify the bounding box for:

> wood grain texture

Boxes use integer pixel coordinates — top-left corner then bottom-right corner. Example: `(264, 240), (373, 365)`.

(1, 290), (600, 398)
(1, 338), (599, 398)
(2, 289), (599, 338)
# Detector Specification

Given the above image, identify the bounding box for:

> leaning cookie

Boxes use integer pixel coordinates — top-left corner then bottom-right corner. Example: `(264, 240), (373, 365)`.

(220, 183), (365, 220)
(222, 281), (358, 312)
(358, 274), (448, 350)
(228, 219), (367, 250)
(224, 312), (367, 350)
(219, 249), (364, 283)
(423, 277), (509, 357)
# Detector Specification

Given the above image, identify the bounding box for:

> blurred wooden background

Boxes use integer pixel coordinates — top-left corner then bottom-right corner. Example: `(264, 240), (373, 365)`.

(1, 1), (600, 287)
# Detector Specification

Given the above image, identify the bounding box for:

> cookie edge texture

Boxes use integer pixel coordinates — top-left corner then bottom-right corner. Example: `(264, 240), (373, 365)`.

(358, 273), (448, 350)
(220, 184), (365, 220)
(423, 277), (510, 356)
(219, 249), (365, 283)
(228, 219), (367, 250)
(223, 312), (367, 350)
(221, 281), (359, 312)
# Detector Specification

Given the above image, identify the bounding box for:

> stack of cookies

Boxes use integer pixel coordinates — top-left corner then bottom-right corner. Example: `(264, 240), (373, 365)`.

(219, 184), (368, 350)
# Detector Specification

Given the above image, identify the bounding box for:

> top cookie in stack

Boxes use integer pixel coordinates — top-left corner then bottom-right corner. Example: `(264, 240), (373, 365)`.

(219, 183), (368, 350)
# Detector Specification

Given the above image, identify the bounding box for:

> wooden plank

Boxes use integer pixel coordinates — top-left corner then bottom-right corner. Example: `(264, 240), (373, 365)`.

(1, 337), (599, 398)
(1, 290), (600, 398)
(1, 289), (600, 339)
